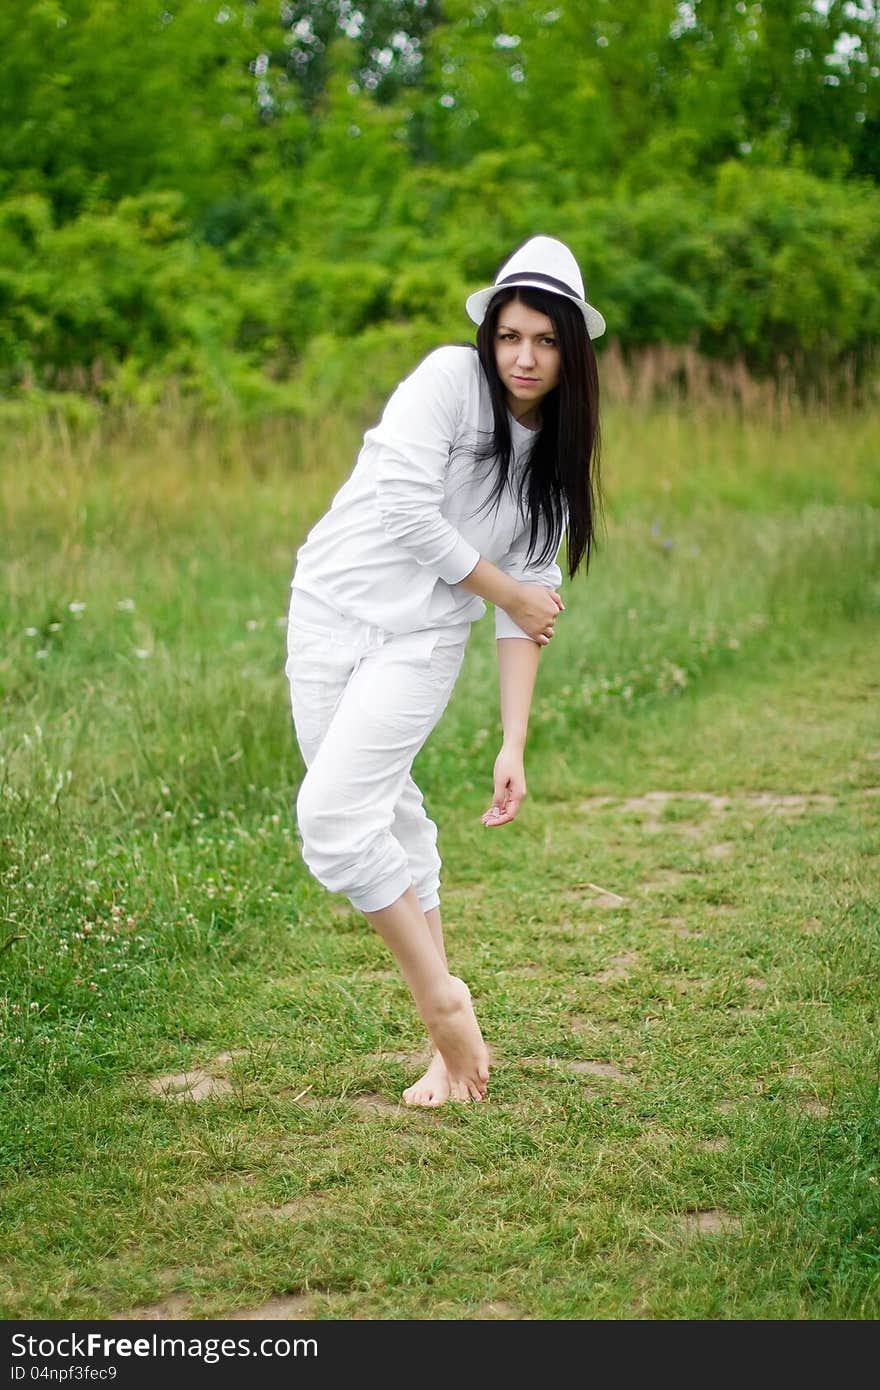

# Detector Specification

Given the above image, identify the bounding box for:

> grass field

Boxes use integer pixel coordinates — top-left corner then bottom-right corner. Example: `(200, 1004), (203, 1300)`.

(1, 398), (878, 1320)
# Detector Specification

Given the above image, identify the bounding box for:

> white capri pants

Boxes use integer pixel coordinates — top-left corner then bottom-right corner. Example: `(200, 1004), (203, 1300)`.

(285, 589), (468, 914)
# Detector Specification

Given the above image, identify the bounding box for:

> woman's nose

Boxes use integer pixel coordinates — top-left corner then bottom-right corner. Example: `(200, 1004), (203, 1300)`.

(516, 341), (536, 366)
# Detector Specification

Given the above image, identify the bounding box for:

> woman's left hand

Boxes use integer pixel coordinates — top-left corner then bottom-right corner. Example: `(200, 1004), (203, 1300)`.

(481, 746), (527, 827)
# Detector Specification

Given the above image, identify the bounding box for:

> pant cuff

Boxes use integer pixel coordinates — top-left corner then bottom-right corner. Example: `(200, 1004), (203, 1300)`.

(347, 865), (414, 914)
(418, 889), (440, 913)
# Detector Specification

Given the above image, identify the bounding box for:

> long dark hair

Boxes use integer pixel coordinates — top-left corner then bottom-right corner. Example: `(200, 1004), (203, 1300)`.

(473, 286), (602, 578)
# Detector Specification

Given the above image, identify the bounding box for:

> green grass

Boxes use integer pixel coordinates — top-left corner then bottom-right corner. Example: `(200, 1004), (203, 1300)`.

(1, 401), (879, 1320)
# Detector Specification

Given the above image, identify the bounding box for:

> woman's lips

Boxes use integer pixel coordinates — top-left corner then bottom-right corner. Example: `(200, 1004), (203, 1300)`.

(512, 375), (538, 384)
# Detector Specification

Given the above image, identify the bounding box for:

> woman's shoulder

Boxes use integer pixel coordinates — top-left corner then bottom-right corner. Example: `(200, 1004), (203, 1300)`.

(405, 343), (481, 393)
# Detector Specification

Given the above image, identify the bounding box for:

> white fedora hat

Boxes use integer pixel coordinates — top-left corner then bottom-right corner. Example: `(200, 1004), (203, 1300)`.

(465, 234), (606, 340)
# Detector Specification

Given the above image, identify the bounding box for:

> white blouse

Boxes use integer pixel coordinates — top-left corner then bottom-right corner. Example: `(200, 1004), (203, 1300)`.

(291, 345), (565, 640)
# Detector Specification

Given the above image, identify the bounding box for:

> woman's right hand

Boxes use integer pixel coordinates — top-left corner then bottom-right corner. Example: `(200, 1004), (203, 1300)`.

(504, 583), (564, 645)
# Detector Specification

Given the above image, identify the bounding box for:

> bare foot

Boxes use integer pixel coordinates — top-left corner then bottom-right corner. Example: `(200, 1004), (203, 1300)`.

(402, 1051), (450, 1107)
(423, 976), (490, 1102)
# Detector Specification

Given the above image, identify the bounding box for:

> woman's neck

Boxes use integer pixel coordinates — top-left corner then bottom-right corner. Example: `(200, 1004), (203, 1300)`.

(507, 400), (541, 431)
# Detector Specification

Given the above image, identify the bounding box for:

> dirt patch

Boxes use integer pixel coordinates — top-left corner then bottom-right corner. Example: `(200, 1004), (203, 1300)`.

(745, 976), (768, 991)
(670, 976), (708, 994)
(350, 1091), (401, 1116)
(475, 1300), (525, 1319)
(111, 1291), (192, 1320)
(640, 870), (692, 892)
(706, 841), (736, 858)
(677, 1208), (739, 1237)
(568, 1014), (601, 1037)
(670, 822), (708, 839)
(147, 1069), (233, 1103)
(146, 1050), (249, 1103)
(569, 1059), (632, 1083)
(229, 1294), (314, 1320)
(570, 881), (628, 908)
(579, 789), (843, 819)
(799, 1098), (830, 1118)
(699, 1137), (730, 1152)
(370, 1049), (431, 1068)
(275, 1083), (316, 1105)
(673, 926), (704, 939)
(590, 951), (638, 983)
(247, 1195), (328, 1222)
(802, 917), (823, 934)
(638, 1127), (675, 1149)
(750, 792), (836, 811)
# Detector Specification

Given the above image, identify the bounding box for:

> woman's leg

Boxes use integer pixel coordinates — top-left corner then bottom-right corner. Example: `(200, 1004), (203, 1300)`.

(401, 903), (456, 1106)
(364, 889), (487, 1103)
(293, 633), (489, 1102)
(362, 694), (483, 1102)
(424, 905), (447, 968)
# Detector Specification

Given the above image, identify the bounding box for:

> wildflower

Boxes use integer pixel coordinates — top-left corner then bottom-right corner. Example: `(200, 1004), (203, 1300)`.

(69, 601), (86, 613)
(29, 1002), (39, 1011)
(246, 619), (259, 631)
(134, 649), (151, 660)
(25, 627), (38, 637)
(35, 650), (48, 659)
(48, 622), (61, 632)
(116, 598), (135, 611)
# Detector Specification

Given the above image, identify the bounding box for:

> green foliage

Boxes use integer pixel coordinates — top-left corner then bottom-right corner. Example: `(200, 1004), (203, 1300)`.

(0, 0), (878, 412)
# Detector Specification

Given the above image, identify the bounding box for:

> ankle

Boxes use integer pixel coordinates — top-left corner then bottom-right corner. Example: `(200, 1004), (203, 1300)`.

(420, 973), (461, 1021)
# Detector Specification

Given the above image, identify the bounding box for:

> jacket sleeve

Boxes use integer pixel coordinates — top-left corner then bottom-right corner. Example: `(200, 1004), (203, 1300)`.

(371, 349), (481, 585)
(494, 516), (566, 640)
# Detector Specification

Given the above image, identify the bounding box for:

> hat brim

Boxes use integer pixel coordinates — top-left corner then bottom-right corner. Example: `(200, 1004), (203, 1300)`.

(465, 280), (606, 340)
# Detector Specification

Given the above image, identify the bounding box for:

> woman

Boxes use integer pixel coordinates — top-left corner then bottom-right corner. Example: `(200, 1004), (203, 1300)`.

(285, 236), (604, 1106)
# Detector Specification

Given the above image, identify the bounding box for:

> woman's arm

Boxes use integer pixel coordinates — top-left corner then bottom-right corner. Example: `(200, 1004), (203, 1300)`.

(459, 559), (562, 646)
(481, 636), (542, 827)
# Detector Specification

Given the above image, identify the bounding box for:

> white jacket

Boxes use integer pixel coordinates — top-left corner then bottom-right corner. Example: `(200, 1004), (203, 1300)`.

(291, 345), (564, 640)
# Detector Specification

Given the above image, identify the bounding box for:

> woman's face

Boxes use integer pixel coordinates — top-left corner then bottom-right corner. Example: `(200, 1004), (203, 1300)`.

(493, 295), (561, 424)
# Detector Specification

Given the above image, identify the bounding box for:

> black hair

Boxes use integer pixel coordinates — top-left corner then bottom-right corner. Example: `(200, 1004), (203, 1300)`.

(473, 286), (602, 579)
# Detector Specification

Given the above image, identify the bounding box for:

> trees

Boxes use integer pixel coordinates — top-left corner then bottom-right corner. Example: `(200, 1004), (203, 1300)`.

(0, 0), (877, 409)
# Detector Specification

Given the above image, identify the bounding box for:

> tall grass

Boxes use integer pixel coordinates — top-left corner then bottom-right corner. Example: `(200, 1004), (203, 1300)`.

(1, 390), (878, 1318)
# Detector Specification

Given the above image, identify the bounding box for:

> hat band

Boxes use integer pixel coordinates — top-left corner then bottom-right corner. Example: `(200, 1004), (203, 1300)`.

(496, 270), (580, 299)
